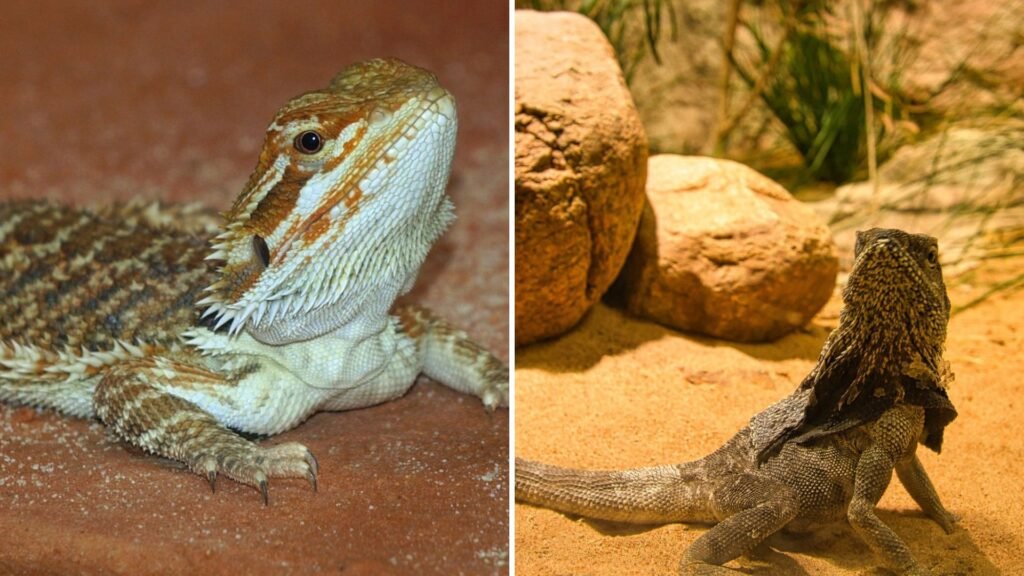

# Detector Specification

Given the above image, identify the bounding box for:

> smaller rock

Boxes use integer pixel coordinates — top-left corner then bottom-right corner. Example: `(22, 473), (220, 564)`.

(616, 155), (837, 342)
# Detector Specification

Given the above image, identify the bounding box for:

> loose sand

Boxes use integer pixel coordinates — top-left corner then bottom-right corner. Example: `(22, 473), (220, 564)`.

(515, 279), (1024, 575)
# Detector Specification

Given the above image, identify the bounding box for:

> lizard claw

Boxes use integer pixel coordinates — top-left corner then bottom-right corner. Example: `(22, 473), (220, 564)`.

(306, 449), (319, 477)
(304, 448), (318, 491)
(936, 510), (959, 534)
(190, 441), (318, 503)
(258, 478), (269, 506)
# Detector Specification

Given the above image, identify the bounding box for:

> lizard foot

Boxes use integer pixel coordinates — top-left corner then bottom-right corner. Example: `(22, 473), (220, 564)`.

(480, 364), (509, 410)
(198, 441), (319, 505)
(397, 304), (509, 409)
(933, 509), (958, 534)
(95, 359), (319, 504)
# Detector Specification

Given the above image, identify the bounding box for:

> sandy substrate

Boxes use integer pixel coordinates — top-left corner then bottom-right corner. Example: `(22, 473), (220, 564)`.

(515, 282), (1024, 575)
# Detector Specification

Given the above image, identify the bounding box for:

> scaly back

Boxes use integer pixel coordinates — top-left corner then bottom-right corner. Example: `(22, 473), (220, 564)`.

(0, 201), (216, 351)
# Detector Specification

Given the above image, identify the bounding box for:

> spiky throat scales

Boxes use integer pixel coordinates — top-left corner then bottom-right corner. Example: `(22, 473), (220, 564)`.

(199, 58), (458, 345)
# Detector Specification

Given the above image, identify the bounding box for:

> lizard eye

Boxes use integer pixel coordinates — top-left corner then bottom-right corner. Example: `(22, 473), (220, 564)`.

(252, 235), (271, 268)
(926, 248), (938, 264)
(294, 130), (324, 154)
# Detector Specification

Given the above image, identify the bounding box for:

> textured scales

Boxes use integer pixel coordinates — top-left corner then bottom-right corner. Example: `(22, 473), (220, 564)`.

(0, 58), (508, 504)
(517, 228), (956, 576)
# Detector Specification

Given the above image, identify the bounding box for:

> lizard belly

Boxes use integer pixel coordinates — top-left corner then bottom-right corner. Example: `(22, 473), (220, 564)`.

(166, 360), (324, 435)
(181, 316), (421, 430)
(317, 336), (420, 411)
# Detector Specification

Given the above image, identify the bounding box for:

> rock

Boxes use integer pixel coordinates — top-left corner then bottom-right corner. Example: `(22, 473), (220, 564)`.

(514, 10), (648, 346)
(825, 119), (1024, 276)
(617, 155), (837, 342)
(883, 0), (1024, 119)
(834, 120), (1024, 214)
(629, 0), (1023, 156)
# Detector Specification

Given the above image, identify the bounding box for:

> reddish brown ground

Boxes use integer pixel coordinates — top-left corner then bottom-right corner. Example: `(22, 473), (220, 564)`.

(0, 2), (509, 575)
(516, 269), (1024, 574)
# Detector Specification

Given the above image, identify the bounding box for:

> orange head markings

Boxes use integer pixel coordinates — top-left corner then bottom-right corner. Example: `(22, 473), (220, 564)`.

(197, 58), (457, 344)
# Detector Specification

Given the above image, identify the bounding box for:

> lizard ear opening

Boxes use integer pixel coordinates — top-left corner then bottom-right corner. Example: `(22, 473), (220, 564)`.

(252, 235), (271, 269)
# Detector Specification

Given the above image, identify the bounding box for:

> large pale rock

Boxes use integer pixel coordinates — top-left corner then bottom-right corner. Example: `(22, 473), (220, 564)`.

(618, 155), (837, 342)
(834, 120), (1024, 214)
(824, 119), (1024, 276)
(883, 0), (1024, 118)
(514, 10), (648, 346)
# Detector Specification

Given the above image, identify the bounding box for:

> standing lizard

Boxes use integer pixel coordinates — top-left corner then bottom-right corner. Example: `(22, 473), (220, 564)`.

(0, 58), (508, 504)
(517, 228), (956, 575)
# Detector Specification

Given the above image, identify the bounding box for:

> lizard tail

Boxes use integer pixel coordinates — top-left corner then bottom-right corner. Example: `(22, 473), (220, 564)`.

(515, 457), (718, 524)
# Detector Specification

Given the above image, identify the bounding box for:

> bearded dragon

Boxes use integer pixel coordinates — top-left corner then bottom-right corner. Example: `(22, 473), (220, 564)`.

(517, 228), (956, 575)
(0, 58), (508, 504)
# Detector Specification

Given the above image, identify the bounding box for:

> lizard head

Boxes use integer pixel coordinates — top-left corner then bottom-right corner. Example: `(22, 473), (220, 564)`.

(815, 228), (952, 406)
(755, 228), (956, 462)
(198, 58), (457, 344)
(846, 227), (950, 336)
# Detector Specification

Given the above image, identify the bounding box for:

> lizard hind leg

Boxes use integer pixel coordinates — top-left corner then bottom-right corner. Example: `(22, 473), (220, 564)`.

(93, 358), (317, 504)
(680, 474), (800, 575)
(396, 304), (508, 409)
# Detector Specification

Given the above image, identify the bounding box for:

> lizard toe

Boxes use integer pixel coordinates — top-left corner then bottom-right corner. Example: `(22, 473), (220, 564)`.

(194, 441), (318, 503)
(480, 366), (509, 410)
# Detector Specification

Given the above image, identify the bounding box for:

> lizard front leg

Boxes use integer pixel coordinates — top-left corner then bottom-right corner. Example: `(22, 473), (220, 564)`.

(896, 453), (957, 534)
(848, 406), (930, 576)
(93, 357), (317, 504)
(397, 305), (508, 409)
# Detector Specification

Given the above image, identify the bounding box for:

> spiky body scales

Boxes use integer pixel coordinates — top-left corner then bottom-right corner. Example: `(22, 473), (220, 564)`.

(0, 59), (508, 503)
(0, 201), (215, 353)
